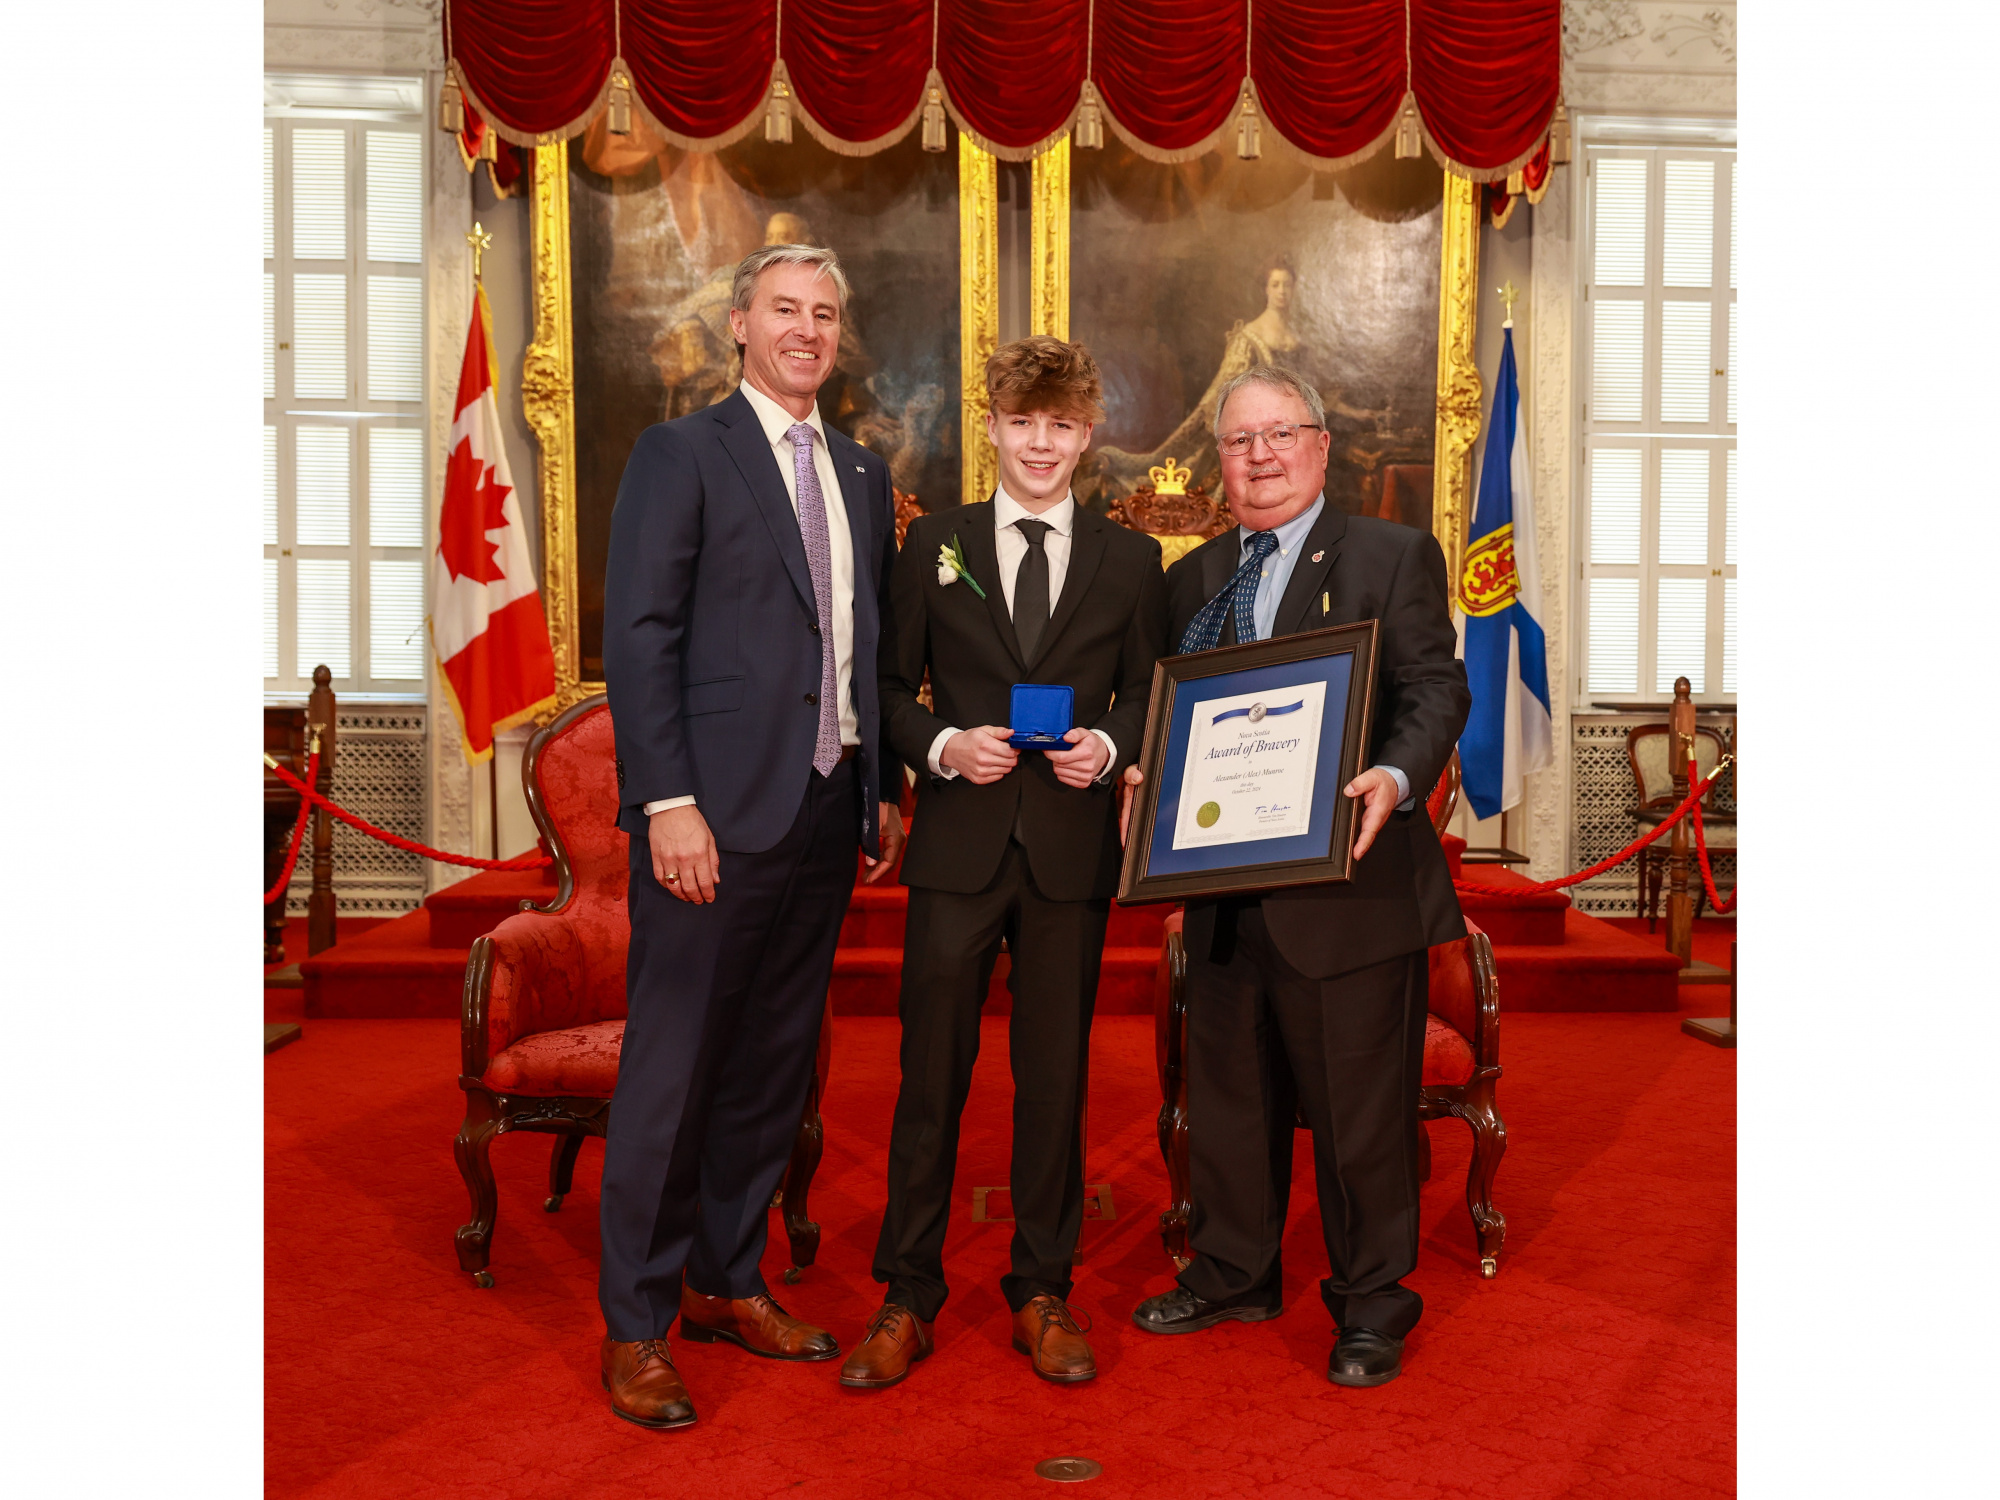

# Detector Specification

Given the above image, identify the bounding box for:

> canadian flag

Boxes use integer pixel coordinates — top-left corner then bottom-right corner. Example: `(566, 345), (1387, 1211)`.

(429, 286), (556, 761)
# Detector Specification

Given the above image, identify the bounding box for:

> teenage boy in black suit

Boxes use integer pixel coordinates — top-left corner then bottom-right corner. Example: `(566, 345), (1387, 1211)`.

(840, 338), (1166, 1389)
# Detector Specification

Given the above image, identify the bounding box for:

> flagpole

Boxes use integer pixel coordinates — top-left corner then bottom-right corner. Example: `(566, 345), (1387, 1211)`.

(466, 220), (501, 862)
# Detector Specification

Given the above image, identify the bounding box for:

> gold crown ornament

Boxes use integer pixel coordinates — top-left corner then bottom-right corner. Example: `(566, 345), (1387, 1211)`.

(1147, 459), (1192, 496)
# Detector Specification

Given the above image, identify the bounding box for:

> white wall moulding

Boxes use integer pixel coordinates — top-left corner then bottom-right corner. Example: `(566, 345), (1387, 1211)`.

(265, 0), (443, 73)
(1562, 1), (1737, 118)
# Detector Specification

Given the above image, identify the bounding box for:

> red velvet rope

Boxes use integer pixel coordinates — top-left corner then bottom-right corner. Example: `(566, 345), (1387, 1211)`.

(1691, 801), (1736, 914)
(265, 758), (553, 872)
(263, 750), (320, 905)
(1451, 769), (1730, 899)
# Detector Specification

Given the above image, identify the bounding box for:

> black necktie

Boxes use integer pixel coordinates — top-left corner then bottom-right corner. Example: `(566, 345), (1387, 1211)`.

(1012, 518), (1052, 661)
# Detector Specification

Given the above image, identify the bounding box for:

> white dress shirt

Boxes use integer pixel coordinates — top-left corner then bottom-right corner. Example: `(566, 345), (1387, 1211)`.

(926, 486), (1119, 781)
(645, 382), (858, 816)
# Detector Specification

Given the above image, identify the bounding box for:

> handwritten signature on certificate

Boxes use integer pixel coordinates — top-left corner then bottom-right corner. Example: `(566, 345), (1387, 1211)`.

(1172, 681), (1329, 851)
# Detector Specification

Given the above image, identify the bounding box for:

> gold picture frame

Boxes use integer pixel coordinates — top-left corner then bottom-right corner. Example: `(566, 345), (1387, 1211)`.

(523, 137), (1479, 715)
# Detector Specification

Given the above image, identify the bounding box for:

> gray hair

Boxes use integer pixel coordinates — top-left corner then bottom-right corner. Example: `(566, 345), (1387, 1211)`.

(1212, 364), (1325, 434)
(731, 243), (850, 314)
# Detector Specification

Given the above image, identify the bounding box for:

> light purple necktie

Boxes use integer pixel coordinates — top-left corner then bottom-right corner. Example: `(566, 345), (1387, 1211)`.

(786, 422), (842, 776)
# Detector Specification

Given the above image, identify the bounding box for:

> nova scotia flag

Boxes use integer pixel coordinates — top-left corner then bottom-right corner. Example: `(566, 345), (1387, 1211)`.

(1457, 325), (1552, 820)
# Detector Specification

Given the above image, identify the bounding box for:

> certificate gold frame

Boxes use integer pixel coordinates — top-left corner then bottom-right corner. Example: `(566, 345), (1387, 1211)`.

(1117, 621), (1382, 906)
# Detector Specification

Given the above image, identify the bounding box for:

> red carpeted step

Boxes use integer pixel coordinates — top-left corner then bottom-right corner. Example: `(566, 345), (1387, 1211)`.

(832, 945), (1160, 1016)
(1455, 864), (1572, 946)
(1486, 907), (1682, 1012)
(300, 908), (469, 1019)
(839, 884), (1170, 952)
(425, 868), (561, 948)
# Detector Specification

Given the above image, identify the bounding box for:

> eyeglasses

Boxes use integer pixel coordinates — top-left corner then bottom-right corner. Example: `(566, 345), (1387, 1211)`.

(1217, 422), (1321, 457)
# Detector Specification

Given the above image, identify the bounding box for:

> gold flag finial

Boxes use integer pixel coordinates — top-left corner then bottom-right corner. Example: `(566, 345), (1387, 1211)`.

(467, 221), (493, 281)
(1148, 458), (1192, 495)
(1497, 280), (1519, 329)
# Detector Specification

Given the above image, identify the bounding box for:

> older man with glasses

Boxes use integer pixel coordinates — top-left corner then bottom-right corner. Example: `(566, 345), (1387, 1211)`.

(1126, 364), (1470, 1388)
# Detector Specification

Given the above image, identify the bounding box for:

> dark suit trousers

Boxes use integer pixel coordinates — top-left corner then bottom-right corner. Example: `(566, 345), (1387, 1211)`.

(1178, 900), (1429, 1340)
(598, 760), (858, 1340)
(872, 841), (1106, 1322)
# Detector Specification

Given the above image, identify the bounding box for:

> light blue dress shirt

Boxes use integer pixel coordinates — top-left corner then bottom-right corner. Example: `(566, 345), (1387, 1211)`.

(1239, 495), (1414, 811)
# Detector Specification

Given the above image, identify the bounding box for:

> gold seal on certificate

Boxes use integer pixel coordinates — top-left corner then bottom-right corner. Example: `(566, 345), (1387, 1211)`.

(1171, 681), (1328, 849)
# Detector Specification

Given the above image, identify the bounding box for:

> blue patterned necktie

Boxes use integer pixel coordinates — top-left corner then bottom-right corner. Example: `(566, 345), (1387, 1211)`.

(786, 422), (842, 776)
(1179, 529), (1280, 653)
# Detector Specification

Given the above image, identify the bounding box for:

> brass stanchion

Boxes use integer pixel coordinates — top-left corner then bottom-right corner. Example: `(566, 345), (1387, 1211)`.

(1664, 676), (1728, 984)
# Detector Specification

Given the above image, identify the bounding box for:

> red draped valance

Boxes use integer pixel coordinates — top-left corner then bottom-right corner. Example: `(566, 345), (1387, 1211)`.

(441, 0), (1562, 180)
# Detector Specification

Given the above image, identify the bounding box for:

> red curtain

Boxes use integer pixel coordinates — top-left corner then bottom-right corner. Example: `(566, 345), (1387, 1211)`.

(786, 1), (933, 146)
(940, 0), (1089, 152)
(1410, 0), (1562, 175)
(1252, 0), (1406, 164)
(447, 0), (1562, 173)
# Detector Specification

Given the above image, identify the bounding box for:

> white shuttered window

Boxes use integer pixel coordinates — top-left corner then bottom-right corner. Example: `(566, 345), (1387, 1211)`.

(265, 100), (426, 698)
(1578, 138), (1737, 706)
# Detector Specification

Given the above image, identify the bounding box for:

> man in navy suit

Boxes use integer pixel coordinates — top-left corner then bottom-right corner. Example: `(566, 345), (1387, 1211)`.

(597, 244), (904, 1430)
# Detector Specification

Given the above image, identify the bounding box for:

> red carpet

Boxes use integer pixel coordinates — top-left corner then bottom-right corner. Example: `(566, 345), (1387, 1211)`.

(266, 1003), (1734, 1497)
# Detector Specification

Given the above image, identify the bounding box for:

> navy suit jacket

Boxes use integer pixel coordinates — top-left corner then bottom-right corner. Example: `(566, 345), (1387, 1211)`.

(602, 388), (901, 856)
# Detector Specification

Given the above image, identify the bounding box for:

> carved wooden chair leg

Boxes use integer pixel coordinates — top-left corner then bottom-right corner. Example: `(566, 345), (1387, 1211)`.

(777, 1086), (825, 1286)
(453, 1088), (503, 1287)
(1156, 1097), (1192, 1268)
(545, 1131), (585, 1212)
(1459, 1079), (1508, 1278)
(1643, 848), (1661, 932)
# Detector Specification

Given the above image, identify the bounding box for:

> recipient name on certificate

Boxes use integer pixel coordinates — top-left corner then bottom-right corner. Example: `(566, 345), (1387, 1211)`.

(1171, 680), (1329, 850)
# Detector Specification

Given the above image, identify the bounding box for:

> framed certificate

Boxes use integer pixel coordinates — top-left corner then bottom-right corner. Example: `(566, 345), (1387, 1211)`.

(1117, 621), (1380, 905)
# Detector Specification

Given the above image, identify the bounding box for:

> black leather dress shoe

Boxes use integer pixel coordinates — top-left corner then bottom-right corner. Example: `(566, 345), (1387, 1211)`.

(1131, 1287), (1282, 1335)
(1328, 1327), (1404, 1387)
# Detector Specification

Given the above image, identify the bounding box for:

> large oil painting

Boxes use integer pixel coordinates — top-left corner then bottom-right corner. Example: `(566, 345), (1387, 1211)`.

(1070, 146), (1445, 526)
(565, 123), (960, 677)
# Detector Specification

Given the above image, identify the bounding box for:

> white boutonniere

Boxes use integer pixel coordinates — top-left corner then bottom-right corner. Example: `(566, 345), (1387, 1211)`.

(935, 534), (987, 598)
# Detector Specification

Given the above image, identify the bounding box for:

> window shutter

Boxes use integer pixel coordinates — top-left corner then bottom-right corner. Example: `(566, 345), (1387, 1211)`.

(290, 128), (347, 260)
(295, 425), (351, 546)
(1587, 578), (1639, 695)
(1724, 450), (1737, 566)
(1657, 450), (1709, 566)
(264, 557), (281, 680)
(366, 276), (423, 401)
(1661, 159), (1714, 288)
(1588, 448), (1642, 565)
(1591, 301), (1645, 421)
(264, 426), (279, 545)
(1655, 578), (1706, 692)
(1593, 159), (1648, 286)
(264, 127), (276, 261)
(369, 560), (427, 680)
(1658, 302), (1712, 423)
(368, 427), (425, 546)
(1722, 578), (1737, 694)
(295, 558), (352, 678)
(292, 273), (348, 400)
(264, 273), (277, 401)
(365, 132), (423, 263)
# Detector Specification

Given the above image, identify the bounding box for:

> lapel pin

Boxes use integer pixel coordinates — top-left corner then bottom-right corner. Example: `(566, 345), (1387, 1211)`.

(855, 464), (866, 473)
(1311, 550), (1324, 563)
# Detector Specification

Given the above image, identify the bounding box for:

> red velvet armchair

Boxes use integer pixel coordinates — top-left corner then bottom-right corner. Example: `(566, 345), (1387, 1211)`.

(1153, 751), (1507, 1277)
(453, 696), (831, 1288)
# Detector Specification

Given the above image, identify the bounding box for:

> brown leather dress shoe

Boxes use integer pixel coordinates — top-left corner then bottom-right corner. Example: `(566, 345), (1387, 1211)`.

(600, 1336), (697, 1430)
(1012, 1295), (1096, 1384)
(678, 1289), (840, 1362)
(838, 1303), (935, 1389)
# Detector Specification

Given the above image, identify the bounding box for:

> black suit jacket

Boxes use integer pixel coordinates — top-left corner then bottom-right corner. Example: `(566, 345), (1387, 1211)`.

(883, 501), (1167, 903)
(602, 389), (900, 854)
(1164, 508), (1471, 978)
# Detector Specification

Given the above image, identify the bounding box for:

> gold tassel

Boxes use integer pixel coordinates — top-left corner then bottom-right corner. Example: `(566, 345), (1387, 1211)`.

(1506, 168), (1524, 196)
(439, 75), (464, 135)
(1235, 88), (1261, 161)
(1394, 97), (1423, 159)
(477, 123), (499, 162)
(1074, 81), (1104, 151)
(606, 68), (632, 136)
(766, 68), (794, 144)
(1548, 102), (1571, 165)
(921, 83), (947, 152)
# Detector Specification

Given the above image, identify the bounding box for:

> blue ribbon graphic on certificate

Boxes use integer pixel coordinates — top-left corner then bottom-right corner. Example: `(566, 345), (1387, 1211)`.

(1171, 681), (1329, 849)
